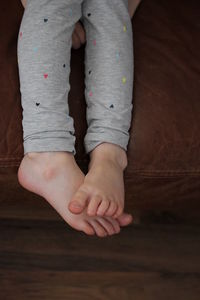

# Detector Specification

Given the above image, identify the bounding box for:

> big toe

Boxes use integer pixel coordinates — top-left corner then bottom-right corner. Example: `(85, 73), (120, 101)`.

(117, 213), (133, 227)
(68, 189), (89, 214)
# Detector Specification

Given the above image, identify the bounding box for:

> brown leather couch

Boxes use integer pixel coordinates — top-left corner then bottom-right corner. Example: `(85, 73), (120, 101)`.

(0, 0), (200, 222)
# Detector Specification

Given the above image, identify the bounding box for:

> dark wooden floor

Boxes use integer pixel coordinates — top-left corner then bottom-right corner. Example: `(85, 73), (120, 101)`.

(1, 207), (200, 300)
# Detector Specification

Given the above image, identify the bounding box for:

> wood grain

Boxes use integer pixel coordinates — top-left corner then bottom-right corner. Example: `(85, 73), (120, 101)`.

(0, 217), (200, 300)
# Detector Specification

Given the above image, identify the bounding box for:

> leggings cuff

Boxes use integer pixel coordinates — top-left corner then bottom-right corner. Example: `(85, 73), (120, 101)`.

(23, 137), (76, 155)
(84, 131), (129, 154)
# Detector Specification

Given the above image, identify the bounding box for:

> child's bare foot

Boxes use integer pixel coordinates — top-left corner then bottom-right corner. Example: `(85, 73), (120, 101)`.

(18, 151), (132, 237)
(68, 143), (128, 219)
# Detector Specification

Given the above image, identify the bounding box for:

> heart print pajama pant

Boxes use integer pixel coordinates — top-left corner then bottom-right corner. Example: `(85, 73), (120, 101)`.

(17, 0), (134, 156)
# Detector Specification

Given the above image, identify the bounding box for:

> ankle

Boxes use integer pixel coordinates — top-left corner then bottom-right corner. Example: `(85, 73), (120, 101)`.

(25, 151), (74, 162)
(23, 151), (75, 181)
(89, 143), (128, 170)
(24, 151), (75, 172)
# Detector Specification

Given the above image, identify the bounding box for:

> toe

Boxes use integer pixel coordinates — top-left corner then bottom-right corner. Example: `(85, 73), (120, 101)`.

(105, 216), (121, 234)
(82, 220), (95, 236)
(105, 200), (118, 217)
(96, 216), (115, 235)
(68, 189), (89, 214)
(87, 195), (102, 216)
(117, 213), (133, 227)
(89, 219), (108, 237)
(96, 198), (110, 216)
(113, 202), (124, 219)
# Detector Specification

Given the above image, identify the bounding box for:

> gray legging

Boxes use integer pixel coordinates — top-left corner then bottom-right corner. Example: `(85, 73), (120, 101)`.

(17, 0), (134, 155)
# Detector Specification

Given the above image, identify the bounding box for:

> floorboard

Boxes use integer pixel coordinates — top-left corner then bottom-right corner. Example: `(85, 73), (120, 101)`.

(0, 217), (200, 300)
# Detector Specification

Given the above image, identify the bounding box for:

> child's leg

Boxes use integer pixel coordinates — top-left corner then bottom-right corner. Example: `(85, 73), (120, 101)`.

(17, 0), (132, 237)
(69, 0), (133, 217)
(18, 0), (79, 154)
